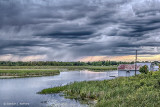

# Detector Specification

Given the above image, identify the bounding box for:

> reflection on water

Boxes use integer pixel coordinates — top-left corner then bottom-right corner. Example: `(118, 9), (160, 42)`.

(0, 70), (118, 107)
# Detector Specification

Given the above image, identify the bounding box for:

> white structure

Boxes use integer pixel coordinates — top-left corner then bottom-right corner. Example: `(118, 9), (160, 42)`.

(136, 62), (153, 71)
(153, 66), (159, 71)
(118, 64), (142, 77)
(136, 62), (159, 71)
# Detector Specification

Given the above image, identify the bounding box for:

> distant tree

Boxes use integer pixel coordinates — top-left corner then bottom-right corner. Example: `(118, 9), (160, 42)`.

(139, 65), (149, 74)
(0, 61), (132, 66)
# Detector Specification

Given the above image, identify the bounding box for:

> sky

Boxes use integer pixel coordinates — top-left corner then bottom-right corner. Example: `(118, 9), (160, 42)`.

(0, 0), (160, 62)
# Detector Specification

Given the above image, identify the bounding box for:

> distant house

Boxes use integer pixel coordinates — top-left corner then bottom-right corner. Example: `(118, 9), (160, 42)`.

(118, 64), (142, 77)
(136, 62), (153, 71)
(136, 62), (159, 71)
(153, 66), (159, 71)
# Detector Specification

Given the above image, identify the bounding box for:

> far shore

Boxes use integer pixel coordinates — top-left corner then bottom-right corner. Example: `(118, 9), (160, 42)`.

(0, 65), (117, 71)
(0, 66), (117, 79)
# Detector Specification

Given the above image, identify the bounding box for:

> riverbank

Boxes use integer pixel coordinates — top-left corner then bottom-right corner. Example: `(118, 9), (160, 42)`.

(39, 71), (160, 107)
(0, 66), (117, 71)
(0, 69), (60, 79)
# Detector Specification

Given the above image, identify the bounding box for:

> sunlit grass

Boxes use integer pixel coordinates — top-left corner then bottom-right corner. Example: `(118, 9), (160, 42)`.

(0, 69), (60, 78)
(0, 66), (117, 71)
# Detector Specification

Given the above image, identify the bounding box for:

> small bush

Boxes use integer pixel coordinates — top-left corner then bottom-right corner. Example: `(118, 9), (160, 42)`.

(139, 65), (149, 74)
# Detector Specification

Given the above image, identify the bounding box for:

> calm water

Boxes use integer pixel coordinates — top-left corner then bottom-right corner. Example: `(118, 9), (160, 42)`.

(0, 70), (118, 107)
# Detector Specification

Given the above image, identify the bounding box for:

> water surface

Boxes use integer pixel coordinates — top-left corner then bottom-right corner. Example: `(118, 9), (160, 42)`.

(0, 70), (118, 107)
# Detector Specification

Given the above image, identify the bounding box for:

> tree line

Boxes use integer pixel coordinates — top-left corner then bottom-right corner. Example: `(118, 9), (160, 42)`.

(0, 61), (133, 66)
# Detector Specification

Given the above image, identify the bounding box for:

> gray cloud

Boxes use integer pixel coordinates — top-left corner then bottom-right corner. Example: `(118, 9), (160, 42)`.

(1, 0), (160, 61)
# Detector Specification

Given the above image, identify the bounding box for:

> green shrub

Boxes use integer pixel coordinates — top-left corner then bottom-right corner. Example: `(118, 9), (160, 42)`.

(139, 65), (149, 74)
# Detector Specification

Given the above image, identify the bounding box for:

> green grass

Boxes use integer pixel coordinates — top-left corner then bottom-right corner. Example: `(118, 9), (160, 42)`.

(39, 71), (160, 107)
(38, 86), (66, 94)
(0, 69), (60, 78)
(0, 66), (117, 71)
(85, 66), (117, 71)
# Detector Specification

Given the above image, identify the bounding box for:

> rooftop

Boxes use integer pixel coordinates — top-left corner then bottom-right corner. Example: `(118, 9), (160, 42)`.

(118, 64), (142, 71)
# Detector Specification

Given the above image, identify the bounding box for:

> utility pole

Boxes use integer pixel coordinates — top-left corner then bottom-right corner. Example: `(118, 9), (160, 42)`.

(135, 50), (137, 76)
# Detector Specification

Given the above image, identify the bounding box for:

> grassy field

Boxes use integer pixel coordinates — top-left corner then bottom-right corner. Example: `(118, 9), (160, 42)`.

(39, 71), (160, 107)
(0, 69), (60, 78)
(0, 66), (117, 71)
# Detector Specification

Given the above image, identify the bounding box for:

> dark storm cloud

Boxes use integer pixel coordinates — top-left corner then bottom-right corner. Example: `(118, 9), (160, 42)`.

(1, 0), (160, 61)
(117, 17), (160, 37)
(0, 40), (44, 55)
(0, 40), (41, 49)
(42, 31), (94, 39)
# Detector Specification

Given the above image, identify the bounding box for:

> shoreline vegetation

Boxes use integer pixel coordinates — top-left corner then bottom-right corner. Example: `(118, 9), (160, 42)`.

(0, 66), (117, 79)
(0, 66), (117, 71)
(0, 60), (125, 78)
(39, 71), (160, 107)
(0, 69), (60, 79)
(0, 61), (132, 66)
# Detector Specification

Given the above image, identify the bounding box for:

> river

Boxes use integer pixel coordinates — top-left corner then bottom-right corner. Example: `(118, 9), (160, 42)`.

(0, 70), (118, 107)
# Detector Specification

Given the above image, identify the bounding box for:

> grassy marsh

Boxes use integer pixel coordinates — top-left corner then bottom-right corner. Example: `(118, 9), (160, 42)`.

(0, 66), (117, 71)
(0, 69), (60, 78)
(39, 71), (160, 107)
(0, 66), (117, 79)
